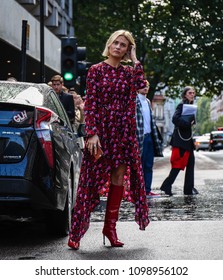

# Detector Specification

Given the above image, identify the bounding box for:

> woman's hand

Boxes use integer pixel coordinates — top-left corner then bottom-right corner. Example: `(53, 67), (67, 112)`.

(86, 134), (101, 155)
(130, 45), (139, 64)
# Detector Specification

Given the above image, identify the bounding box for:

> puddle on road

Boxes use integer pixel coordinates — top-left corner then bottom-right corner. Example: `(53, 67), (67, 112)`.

(92, 179), (223, 222)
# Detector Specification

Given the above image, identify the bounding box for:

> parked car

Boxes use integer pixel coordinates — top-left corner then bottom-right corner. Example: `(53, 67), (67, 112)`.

(209, 130), (223, 151)
(0, 81), (82, 236)
(193, 135), (201, 144)
(194, 135), (210, 151)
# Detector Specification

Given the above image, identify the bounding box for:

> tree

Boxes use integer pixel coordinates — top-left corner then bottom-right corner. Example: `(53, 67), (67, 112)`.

(195, 96), (214, 135)
(215, 116), (223, 129)
(73, 0), (223, 99)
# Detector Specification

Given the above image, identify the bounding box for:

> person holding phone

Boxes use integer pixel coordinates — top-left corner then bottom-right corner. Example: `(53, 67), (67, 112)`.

(68, 30), (149, 250)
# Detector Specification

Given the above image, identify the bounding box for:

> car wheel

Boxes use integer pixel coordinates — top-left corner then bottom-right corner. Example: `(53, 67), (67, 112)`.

(45, 170), (73, 236)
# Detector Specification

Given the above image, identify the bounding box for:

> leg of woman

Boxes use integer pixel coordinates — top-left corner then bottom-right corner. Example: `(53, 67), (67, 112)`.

(102, 164), (126, 247)
(160, 168), (180, 196)
(184, 150), (195, 194)
(110, 164), (127, 186)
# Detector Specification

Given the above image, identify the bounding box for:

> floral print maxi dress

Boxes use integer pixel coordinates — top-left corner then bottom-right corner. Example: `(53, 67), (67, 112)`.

(69, 61), (150, 242)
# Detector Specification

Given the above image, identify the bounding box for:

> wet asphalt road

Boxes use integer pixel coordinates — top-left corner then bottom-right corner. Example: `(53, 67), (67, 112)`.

(92, 148), (223, 222)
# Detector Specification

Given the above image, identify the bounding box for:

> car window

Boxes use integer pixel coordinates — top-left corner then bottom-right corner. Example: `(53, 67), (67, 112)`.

(213, 134), (223, 139)
(45, 90), (72, 130)
(0, 105), (34, 127)
(0, 84), (44, 105)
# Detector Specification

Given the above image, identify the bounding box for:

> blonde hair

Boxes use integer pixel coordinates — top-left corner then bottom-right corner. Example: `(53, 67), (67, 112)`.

(102, 30), (136, 62)
(145, 80), (150, 87)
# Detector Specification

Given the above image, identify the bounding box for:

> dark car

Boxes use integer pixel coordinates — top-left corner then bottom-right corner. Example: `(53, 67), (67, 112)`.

(0, 81), (82, 236)
(209, 131), (223, 151)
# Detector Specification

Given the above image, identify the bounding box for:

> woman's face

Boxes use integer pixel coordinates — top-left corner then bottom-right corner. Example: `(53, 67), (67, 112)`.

(109, 35), (129, 59)
(185, 88), (196, 103)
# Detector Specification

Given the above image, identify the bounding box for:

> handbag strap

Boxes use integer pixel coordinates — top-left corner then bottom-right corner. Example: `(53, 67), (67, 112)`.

(177, 128), (192, 141)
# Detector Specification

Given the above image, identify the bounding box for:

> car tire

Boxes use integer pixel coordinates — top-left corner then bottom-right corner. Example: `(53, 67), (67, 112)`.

(45, 170), (73, 236)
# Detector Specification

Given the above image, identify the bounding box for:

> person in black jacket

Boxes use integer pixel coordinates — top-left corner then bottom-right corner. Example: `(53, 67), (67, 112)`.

(160, 86), (199, 196)
(51, 75), (74, 121)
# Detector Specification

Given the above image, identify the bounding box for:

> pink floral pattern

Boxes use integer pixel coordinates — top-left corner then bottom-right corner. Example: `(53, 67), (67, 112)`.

(69, 62), (149, 243)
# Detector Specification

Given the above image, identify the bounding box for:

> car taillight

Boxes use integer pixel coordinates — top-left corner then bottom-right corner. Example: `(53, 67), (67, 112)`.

(35, 107), (58, 169)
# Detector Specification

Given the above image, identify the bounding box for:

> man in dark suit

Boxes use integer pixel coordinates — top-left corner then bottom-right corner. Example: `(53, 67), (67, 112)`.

(51, 75), (74, 121)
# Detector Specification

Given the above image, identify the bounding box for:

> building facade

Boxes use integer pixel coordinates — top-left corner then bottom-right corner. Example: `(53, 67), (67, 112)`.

(210, 91), (223, 122)
(151, 88), (178, 146)
(0, 0), (74, 83)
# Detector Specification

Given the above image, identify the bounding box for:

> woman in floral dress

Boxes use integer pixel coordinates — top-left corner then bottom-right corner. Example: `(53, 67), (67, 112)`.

(68, 30), (149, 250)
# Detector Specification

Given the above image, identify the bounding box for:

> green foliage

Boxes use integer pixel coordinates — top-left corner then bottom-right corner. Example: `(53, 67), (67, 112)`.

(215, 116), (223, 129)
(196, 97), (211, 123)
(73, 0), (223, 99)
(195, 96), (219, 135)
(195, 96), (210, 134)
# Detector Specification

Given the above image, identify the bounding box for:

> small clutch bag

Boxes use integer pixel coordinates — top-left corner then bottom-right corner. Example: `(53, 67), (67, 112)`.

(94, 146), (103, 161)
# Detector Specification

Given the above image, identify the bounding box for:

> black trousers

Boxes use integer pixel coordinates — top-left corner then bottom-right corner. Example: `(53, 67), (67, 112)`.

(161, 149), (195, 194)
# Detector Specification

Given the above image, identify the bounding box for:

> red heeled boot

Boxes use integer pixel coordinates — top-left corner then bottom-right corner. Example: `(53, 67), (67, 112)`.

(102, 184), (124, 247)
(68, 238), (80, 250)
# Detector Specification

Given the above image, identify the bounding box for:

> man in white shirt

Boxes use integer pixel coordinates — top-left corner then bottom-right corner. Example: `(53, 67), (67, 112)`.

(136, 81), (163, 198)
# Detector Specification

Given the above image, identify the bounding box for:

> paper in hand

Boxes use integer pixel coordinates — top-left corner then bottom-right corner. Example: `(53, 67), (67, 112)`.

(182, 104), (197, 116)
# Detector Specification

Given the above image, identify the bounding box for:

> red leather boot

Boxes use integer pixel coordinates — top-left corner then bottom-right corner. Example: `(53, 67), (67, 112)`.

(68, 239), (80, 250)
(102, 184), (124, 247)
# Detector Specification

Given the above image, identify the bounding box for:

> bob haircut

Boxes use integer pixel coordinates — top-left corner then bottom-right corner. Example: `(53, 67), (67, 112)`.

(102, 30), (136, 62)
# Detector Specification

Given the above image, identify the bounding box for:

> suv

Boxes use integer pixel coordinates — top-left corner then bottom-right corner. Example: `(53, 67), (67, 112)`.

(209, 131), (223, 151)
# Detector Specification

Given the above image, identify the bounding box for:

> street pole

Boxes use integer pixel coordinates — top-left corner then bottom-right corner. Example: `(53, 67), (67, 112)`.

(21, 20), (28, 82)
(40, 0), (45, 82)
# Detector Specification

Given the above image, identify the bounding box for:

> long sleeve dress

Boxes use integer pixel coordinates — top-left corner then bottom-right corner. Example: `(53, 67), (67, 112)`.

(69, 61), (150, 243)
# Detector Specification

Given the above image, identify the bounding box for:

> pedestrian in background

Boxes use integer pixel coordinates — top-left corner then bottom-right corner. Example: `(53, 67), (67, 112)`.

(7, 77), (17, 82)
(136, 80), (163, 198)
(160, 86), (199, 196)
(68, 29), (149, 250)
(70, 91), (85, 131)
(50, 75), (74, 121)
(69, 90), (85, 150)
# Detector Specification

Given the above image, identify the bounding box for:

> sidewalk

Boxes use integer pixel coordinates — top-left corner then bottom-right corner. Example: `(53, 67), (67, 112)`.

(71, 220), (223, 260)
(85, 183), (223, 260)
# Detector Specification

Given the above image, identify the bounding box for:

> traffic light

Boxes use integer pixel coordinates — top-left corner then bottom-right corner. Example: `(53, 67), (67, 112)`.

(61, 37), (77, 88)
(78, 62), (92, 96)
(77, 46), (87, 76)
(61, 37), (90, 92)
(77, 47), (89, 96)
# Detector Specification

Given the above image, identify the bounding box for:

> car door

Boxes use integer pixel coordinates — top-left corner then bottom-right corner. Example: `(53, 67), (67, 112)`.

(45, 90), (81, 208)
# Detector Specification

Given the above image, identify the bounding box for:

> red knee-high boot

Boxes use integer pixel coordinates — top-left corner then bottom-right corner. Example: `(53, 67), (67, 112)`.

(102, 184), (124, 247)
